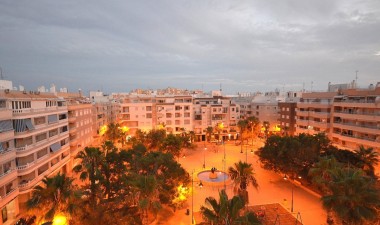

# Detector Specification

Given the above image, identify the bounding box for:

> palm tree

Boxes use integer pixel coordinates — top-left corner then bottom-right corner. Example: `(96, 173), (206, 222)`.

(228, 161), (258, 205)
(246, 116), (259, 146)
(206, 126), (214, 142)
(27, 173), (80, 224)
(322, 167), (380, 225)
(200, 189), (260, 225)
(354, 145), (379, 177)
(237, 119), (248, 152)
(308, 156), (342, 194)
(73, 147), (104, 205)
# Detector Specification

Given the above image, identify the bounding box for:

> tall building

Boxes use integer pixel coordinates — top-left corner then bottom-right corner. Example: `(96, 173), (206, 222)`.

(193, 96), (239, 141)
(0, 90), (70, 225)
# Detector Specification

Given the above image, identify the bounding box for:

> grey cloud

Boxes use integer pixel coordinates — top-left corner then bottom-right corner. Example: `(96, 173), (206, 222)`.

(0, 0), (379, 94)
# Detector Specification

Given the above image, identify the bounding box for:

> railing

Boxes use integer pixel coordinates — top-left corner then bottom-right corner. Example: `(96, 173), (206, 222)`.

(334, 110), (380, 116)
(18, 178), (36, 188)
(0, 169), (15, 178)
(17, 155), (48, 170)
(1, 188), (18, 199)
(12, 106), (67, 115)
(16, 132), (69, 152)
(334, 122), (378, 129)
(0, 148), (15, 155)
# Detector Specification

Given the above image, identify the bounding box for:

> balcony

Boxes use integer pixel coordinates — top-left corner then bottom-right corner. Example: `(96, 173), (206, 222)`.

(0, 148), (16, 163)
(68, 117), (76, 123)
(297, 102), (331, 109)
(333, 111), (380, 121)
(12, 106), (67, 115)
(333, 101), (377, 108)
(17, 155), (49, 175)
(332, 132), (380, 148)
(0, 169), (17, 187)
(0, 188), (19, 208)
(18, 178), (36, 190)
(333, 122), (380, 135)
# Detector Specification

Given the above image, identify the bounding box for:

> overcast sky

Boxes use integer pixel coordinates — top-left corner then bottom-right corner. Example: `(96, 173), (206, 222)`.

(0, 0), (379, 94)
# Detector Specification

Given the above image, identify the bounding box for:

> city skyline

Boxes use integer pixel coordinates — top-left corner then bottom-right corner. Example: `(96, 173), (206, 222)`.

(0, 0), (379, 94)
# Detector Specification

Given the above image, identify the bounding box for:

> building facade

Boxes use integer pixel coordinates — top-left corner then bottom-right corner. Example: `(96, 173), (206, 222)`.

(0, 90), (70, 225)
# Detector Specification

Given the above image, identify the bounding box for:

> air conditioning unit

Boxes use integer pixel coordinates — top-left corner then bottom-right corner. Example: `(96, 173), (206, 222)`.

(29, 90), (34, 94)
(23, 90), (27, 94)
(4, 89), (9, 93)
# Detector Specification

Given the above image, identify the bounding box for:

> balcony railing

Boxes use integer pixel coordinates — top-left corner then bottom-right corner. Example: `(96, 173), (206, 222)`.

(12, 106), (67, 115)
(334, 110), (380, 116)
(18, 178), (36, 188)
(0, 169), (15, 178)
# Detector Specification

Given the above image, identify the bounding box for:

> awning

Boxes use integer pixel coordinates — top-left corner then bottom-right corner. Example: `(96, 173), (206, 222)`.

(50, 142), (61, 152)
(48, 114), (58, 123)
(13, 119), (26, 132)
(25, 119), (35, 130)
(0, 120), (13, 132)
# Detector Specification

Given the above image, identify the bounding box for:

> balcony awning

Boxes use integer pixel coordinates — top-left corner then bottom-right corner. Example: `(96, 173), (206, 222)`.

(48, 114), (58, 123)
(25, 119), (35, 131)
(0, 120), (13, 132)
(50, 142), (61, 152)
(13, 119), (26, 132)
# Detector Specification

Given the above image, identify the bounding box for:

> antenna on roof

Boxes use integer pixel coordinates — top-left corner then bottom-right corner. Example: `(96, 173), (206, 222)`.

(220, 83), (222, 92)
(355, 70), (358, 84)
(311, 81), (313, 92)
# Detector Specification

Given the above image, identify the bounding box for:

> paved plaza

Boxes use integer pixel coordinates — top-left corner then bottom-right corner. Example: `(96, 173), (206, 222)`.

(166, 141), (328, 225)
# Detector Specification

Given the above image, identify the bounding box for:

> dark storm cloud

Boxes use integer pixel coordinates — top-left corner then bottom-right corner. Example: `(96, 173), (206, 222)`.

(0, 0), (379, 94)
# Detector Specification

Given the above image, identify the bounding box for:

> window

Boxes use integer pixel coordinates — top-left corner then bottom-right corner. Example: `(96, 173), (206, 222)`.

(146, 106), (152, 111)
(184, 106), (189, 110)
(58, 113), (67, 120)
(175, 106), (181, 110)
(36, 132), (47, 142)
(146, 113), (152, 118)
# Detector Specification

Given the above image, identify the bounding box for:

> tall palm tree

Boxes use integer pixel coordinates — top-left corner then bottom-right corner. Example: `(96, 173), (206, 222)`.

(354, 145), (379, 176)
(237, 119), (248, 152)
(200, 189), (260, 225)
(322, 167), (380, 225)
(228, 161), (258, 205)
(246, 116), (259, 145)
(27, 173), (80, 224)
(206, 126), (214, 142)
(73, 147), (104, 205)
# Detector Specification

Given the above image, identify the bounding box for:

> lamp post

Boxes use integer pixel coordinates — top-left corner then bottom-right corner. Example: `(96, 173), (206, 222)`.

(191, 170), (194, 225)
(223, 141), (226, 190)
(283, 175), (294, 213)
(203, 147), (207, 169)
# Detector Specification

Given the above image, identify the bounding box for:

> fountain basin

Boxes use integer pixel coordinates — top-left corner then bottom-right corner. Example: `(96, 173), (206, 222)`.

(197, 170), (229, 185)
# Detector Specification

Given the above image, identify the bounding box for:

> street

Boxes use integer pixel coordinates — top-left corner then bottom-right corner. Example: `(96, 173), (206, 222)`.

(167, 141), (327, 225)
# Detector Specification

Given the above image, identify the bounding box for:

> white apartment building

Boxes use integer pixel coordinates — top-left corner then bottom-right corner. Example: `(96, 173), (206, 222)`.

(119, 95), (193, 135)
(0, 90), (70, 225)
(119, 95), (156, 133)
(193, 96), (239, 141)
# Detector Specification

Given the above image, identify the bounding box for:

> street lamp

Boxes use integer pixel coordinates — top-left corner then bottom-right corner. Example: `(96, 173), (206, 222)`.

(191, 170), (194, 225)
(283, 175), (294, 213)
(203, 147), (207, 169)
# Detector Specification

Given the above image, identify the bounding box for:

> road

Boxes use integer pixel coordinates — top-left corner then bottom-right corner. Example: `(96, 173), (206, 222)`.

(166, 141), (327, 225)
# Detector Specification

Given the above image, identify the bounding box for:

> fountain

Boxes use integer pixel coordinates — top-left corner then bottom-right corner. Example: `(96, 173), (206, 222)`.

(197, 167), (229, 186)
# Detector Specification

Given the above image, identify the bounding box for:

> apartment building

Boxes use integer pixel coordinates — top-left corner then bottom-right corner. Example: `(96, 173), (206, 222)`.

(193, 96), (239, 141)
(0, 90), (70, 225)
(65, 99), (93, 173)
(296, 92), (335, 135)
(119, 95), (156, 134)
(331, 85), (380, 152)
(295, 82), (380, 156)
(118, 95), (193, 135)
(278, 102), (297, 136)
